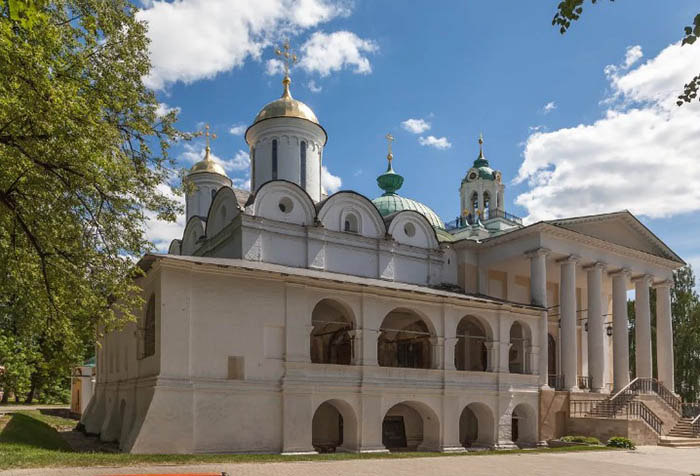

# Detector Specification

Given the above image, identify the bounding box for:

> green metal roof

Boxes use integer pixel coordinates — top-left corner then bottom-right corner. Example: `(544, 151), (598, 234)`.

(372, 194), (445, 229)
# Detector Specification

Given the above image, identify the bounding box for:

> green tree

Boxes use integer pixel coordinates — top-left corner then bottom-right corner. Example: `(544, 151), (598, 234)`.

(0, 0), (184, 401)
(671, 266), (700, 401)
(552, 0), (700, 105)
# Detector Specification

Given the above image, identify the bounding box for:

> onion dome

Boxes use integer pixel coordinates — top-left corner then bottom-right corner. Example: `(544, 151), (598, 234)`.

(372, 136), (445, 229)
(187, 126), (228, 178)
(251, 75), (320, 126)
(464, 134), (496, 181)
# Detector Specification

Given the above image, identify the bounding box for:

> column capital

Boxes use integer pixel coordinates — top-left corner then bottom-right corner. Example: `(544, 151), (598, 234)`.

(632, 274), (653, 286)
(583, 261), (607, 271)
(652, 279), (672, 290)
(525, 247), (551, 259)
(608, 267), (631, 279)
(556, 254), (581, 264)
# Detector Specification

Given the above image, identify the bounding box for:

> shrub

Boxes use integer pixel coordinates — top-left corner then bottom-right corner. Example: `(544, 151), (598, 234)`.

(606, 436), (636, 449)
(560, 435), (602, 445)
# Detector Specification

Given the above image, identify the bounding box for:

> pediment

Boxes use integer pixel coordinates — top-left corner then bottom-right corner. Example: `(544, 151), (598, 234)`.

(548, 211), (683, 264)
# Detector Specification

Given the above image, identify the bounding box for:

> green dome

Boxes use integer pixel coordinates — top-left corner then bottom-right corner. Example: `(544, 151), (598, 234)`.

(463, 134), (496, 182)
(373, 194), (445, 229)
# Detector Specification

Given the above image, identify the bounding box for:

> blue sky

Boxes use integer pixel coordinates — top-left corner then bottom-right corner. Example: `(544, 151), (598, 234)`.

(141, 0), (700, 275)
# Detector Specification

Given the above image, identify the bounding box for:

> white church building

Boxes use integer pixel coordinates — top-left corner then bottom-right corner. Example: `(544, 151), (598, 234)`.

(81, 55), (689, 453)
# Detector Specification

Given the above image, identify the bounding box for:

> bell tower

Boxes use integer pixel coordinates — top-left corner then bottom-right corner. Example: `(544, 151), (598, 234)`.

(459, 134), (504, 221)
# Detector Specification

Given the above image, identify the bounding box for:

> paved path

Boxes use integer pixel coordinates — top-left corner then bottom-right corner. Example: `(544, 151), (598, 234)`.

(1, 446), (699, 476)
(0, 405), (69, 414)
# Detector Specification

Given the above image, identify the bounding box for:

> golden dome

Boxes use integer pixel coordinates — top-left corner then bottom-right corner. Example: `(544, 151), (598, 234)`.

(252, 76), (319, 126)
(187, 146), (228, 177)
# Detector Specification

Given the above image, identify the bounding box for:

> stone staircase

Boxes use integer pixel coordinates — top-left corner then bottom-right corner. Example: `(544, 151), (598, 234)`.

(570, 377), (700, 447)
(659, 418), (700, 448)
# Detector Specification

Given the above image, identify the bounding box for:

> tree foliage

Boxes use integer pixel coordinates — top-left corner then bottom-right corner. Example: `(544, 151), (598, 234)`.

(671, 266), (700, 401)
(552, 0), (699, 106)
(0, 0), (183, 400)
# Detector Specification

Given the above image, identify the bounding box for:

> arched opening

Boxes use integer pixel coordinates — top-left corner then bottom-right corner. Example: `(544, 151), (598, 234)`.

(483, 192), (491, 219)
(459, 403), (495, 448)
(455, 316), (489, 371)
(343, 213), (359, 233)
(471, 192), (479, 216)
(511, 403), (537, 447)
(548, 333), (557, 376)
(310, 299), (354, 365)
(312, 399), (359, 453)
(382, 401), (440, 451)
(378, 309), (433, 369)
(509, 322), (529, 374)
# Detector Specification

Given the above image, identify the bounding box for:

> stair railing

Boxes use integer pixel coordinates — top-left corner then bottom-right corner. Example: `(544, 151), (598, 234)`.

(570, 399), (663, 434)
(639, 378), (682, 415)
(692, 414), (700, 437)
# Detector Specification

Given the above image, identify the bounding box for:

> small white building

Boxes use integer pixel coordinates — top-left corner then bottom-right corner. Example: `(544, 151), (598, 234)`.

(81, 68), (686, 453)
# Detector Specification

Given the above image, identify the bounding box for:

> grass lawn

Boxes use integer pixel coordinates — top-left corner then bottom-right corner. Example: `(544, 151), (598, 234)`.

(0, 410), (616, 470)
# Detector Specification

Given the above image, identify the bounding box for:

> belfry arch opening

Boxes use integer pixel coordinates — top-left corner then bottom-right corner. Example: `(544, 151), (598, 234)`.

(378, 309), (433, 369)
(459, 403), (495, 448)
(311, 400), (358, 453)
(310, 299), (354, 365)
(455, 316), (489, 371)
(382, 401), (440, 452)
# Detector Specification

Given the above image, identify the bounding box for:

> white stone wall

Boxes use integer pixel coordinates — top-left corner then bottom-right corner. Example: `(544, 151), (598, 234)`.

(83, 259), (544, 453)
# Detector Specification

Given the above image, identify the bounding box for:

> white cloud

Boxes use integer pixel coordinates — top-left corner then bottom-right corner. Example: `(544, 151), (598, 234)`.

(155, 102), (180, 117)
(298, 30), (378, 77)
(144, 183), (186, 252)
(307, 80), (322, 93)
(229, 124), (247, 135)
(515, 41), (700, 223)
(543, 101), (557, 114)
(137, 0), (351, 90)
(401, 118), (431, 134)
(321, 165), (342, 193)
(624, 45), (643, 69)
(180, 144), (250, 174)
(418, 135), (452, 150)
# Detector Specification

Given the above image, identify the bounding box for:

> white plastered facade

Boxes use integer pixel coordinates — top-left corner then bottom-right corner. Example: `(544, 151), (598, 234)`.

(82, 78), (685, 454)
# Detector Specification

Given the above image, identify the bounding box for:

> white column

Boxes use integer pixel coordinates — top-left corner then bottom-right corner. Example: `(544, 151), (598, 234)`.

(654, 280), (675, 391)
(585, 262), (607, 393)
(559, 255), (579, 391)
(526, 248), (550, 388)
(633, 275), (653, 380)
(610, 269), (631, 392)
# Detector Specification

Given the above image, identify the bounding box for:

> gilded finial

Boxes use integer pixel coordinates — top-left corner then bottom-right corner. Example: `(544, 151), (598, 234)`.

(275, 40), (298, 98)
(202, 124), (217, 160)
(478, 132), (484, 156)
(385, 133), (395, 162)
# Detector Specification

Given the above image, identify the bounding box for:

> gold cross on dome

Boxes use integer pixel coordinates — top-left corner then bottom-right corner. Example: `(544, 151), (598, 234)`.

(385, 133), (394, 161)
(204, 124), (217, 150)
(275, 40), (298, 77)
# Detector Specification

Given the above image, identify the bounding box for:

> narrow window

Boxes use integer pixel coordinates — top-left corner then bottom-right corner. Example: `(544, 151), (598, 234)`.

(300, 141), (307, 189)
(211, 188), (216, 200)
(483, 192), (490, 219)
(143, 294), (156, 358)
(272, 139), (278, 180)
(250, 147), (256, 190)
